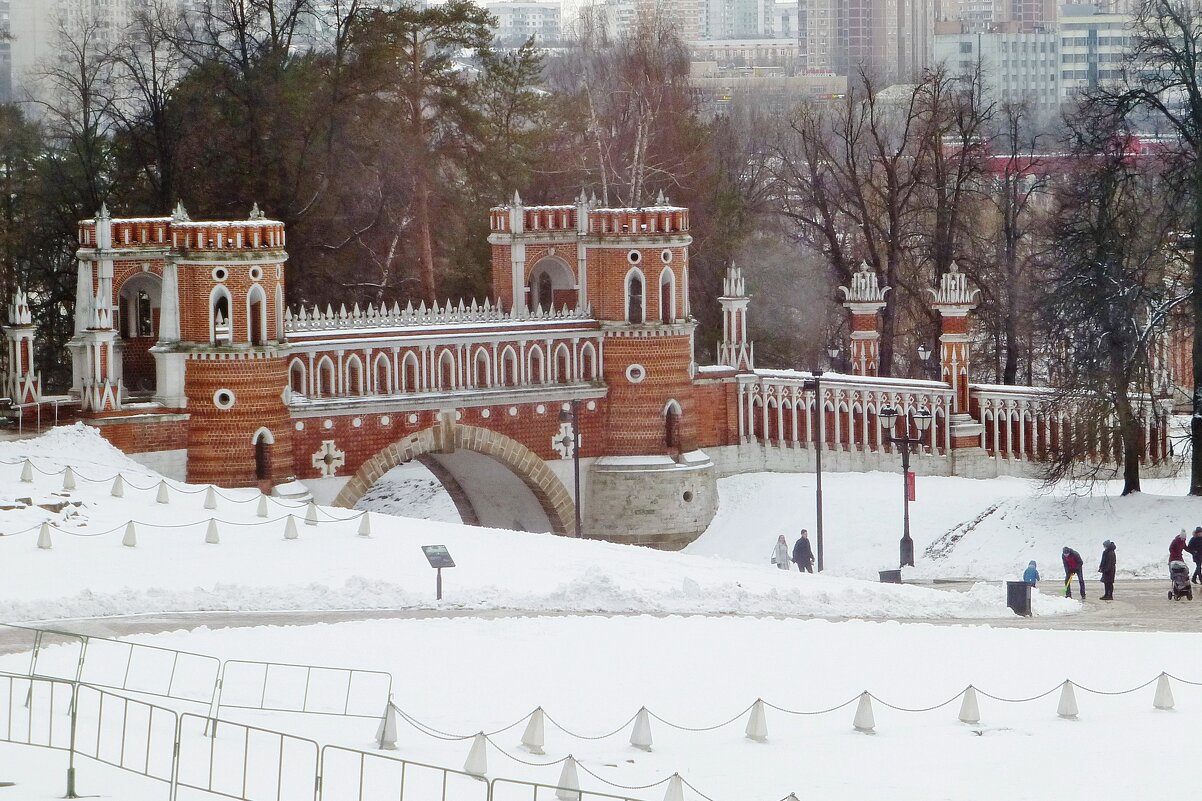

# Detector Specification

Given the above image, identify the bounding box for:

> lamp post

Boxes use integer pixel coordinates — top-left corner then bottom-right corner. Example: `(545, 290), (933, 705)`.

(878, 405), (933, 568)
(557, 400), (583, 537)
(804, 345), (840, 573)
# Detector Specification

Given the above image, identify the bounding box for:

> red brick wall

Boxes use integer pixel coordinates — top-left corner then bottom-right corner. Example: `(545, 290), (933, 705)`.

(693, 380), (738, 448)
(93, 417), (189, 454)
(177, 263), (284, 345)
(491, 245), (512, 307)
(121, 337), (157, 392)
(185, 355), (293, 486)
(601, 334), (696, 455)
(586, 246), (688, 323)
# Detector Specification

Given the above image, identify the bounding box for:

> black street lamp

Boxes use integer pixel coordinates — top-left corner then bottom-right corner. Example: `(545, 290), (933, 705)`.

(804, 344), (840, 573)
(558, 400), (583, 538)
(878, 405), (933, 568)
(917, 342), (933, 379)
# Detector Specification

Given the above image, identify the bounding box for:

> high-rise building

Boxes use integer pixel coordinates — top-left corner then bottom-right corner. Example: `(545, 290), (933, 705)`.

(938, 0), (1056, 32)
(1057, 3), (1132, 101)
(934, 27), (1060, 120)
(799, 0), (935, 82)
(0, 1), (11, 104)
(487, 0), (563, 44)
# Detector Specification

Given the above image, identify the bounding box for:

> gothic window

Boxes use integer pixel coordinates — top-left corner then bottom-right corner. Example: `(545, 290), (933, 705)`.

(555, 344), (571, 384)
(665, 401), (682, 451)
(659, 268), (675, 324)
(501, 346), (519, 387)
(247, 285), (266, 345)
(627, 270), (644, 324)
(316, 356), (335, 397)
(136, 290), (153, 336)
(212, 288), (232, 345)
(346, 355), (364, 395)
(289, 359), (306, 396)
(475, 349), (490, 387)
(580, 343), (597, 381)
(438, 350), (456, 390)
(402, 352), (420, 392)
(536, 272), (553, 311)
(254, 431), (271, 480)
(374, 353), (393, 394)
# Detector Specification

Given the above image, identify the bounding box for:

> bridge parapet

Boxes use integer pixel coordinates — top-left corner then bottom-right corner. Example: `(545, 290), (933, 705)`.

(284, 299), (593, 334)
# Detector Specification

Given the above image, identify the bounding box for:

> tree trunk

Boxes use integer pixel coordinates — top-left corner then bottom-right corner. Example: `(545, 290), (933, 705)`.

(1192, 159), (1202, 494)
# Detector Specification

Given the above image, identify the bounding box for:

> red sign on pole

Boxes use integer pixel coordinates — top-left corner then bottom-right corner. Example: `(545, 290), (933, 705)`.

(905, 471), (916, 502)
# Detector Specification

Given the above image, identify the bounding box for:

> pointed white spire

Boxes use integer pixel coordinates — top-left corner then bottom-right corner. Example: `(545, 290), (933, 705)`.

(521, 708), (545, 755)
(463, 733), (488, 777)
(1057, 681), (1078, 719)
(122, 521), (137, 547)
(630, 707), (653, 751)
(744, 699), (767, 742)
(853, 692), (875, 733)
(249, 202), (264, 220)
(171, 201), (190, 223)
(512, 190), (523, 206)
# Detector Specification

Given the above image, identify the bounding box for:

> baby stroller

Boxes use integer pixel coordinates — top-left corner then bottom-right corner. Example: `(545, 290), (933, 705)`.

(1169, 561), (1193, 601)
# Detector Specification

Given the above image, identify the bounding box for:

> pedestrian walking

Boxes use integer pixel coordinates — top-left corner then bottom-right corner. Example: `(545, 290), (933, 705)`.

(1098, 540), (1117, 601)
(771, 534), (791, 570)
(792, 530), (815, 574)
(1187, 527), (1202, 584)
(1061, 546), (1086, 599)
(1170, 530), (1189, 564)
(1023, 560), (1040, 586)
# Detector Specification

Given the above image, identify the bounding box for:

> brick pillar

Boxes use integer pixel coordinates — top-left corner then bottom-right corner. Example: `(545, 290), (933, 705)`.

(927, 262), (984, 450)
(838, 262), (889, 376)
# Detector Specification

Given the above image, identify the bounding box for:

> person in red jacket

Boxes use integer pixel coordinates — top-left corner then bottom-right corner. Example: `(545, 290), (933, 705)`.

(1062, 547), (1085, 599)
(1170, 531), (1189, 564)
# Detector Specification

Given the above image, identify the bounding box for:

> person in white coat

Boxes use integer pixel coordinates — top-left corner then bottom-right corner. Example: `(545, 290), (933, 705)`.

(771, 534), (791, 570)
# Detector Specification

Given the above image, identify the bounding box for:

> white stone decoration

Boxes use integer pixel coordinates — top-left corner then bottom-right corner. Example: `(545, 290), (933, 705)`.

(551, 422), (579, 459)
(407, 413), (418, 424)
(213, 389), (235, 410)
(323, 419), (333, 429)
(661, 249), (673, 264)
(508, 407), (517, 416)
(312, 440), (346, 477)
(352, 417), (362, 428)
(481, 409), (490, 418)
(586, 401), (596, 411)
(521, 708), (545, 755)
(211, 266), (228, 282)
(249, 266), (263, 281)
(295, 422), (305, 431)
(627, 249), (641, 264)
(626, 364), (647, 384)
(536, 404), (545, 414)
(380, 416), (390, 426)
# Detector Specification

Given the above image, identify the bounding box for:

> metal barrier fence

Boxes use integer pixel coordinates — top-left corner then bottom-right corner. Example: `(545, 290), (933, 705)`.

(175, 712), (320, 801)
(72, 683), (178, 786)
(490, 777), (645, 801)
(0, 673), (73, 750)
(216, 660), (392, 720)
(318, 744), (489, 801)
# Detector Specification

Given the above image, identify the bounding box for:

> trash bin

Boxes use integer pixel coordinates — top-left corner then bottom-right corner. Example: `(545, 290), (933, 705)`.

(1006, 581), (1032, 617)
(879, 569), (902, 584)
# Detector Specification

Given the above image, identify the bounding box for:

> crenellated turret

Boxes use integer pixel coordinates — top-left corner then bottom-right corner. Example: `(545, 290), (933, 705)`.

(838, 262), (890, 377)
(717, 262), (753, 371)
(4, 287), (42, 405)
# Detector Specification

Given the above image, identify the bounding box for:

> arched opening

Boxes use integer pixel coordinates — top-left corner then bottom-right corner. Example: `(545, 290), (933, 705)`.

(211, 286), (233, 346)
(346, 355), (365, 395)
(474, 349), (491, 388)
(402, 352), (420, 392)
(253, 427), (275, 482)
(659, 268), (675, 324)
(528, 347), (545, 384)
(626, 269), (645, 324)
(316, 356), (336, 397)
(664, 399), (682, 452)
(526, 256), (576, 312)
(438, 350), (456, 390)
(501, 346), (519, 387)
(289, 359), (306, 396)
(580, 342), (598, 381)
(554, 344), (571, 384)
(374, 353), (393, 394)
(116, 272), (163, 395)
(247, 284), (267, 345)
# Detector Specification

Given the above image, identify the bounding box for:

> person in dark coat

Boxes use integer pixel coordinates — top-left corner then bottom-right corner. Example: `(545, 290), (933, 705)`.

(1187, 527), (1202, 584)
(1098, 541), (1117, 600)
(1170, 531), (1188, 564)
(1061, 546), (1085, 599)
(792, 530), (815, 574)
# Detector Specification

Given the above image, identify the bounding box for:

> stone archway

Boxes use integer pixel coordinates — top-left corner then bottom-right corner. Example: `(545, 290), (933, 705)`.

(331, 422), (577, 535)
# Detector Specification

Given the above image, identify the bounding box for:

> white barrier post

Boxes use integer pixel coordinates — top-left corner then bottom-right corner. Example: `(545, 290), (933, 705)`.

(256, 494), (269, 518)
(122, 522), (137, 547)
(284, 515), (299, 540)
(376, 701), (398, 750)
(204, 486), (217, 510)
(521, 708), (545, 755)
(464, 733), (487, 778)
(745, 699), (768, 742)
(20, 460), (32, 482)
(1154, 673), (1175, 710)
(555, 757), (581, 801)
(37, 522), (52, 549)
(663, 774), (685, 801)
(358, 512), (372, 537)
(205, 519), (220, 544)
(62, 467), (76, 491)
(305, 501), (319, 526)
(1057, 681), (1078, 719)
(111, 475), (124, 498)
(958, 686), (980, 724)
(156, 481), (170, 504)
(630, 707), (653, 751)
(853, 692), (875, 733)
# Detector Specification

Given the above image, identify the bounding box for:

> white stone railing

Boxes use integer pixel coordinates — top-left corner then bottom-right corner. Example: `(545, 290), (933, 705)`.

(741, 371), (955, 456)
(284, 299), (593, 334)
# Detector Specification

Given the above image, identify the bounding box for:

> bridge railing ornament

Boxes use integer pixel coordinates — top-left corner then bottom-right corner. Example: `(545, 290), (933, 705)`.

(285, 299), (594, 333)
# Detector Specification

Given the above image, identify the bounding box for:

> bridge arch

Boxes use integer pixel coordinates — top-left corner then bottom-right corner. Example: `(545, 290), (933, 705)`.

(331, 423), (576, 535)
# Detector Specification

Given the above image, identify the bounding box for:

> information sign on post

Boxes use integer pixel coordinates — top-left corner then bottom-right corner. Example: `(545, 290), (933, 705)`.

(905, 471), (916, 502)
(421, 545), (456, 600)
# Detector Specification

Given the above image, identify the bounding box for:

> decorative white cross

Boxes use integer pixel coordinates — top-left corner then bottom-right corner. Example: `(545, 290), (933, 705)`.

(551, 423), (579, 459)
(312, 440), (346, 477)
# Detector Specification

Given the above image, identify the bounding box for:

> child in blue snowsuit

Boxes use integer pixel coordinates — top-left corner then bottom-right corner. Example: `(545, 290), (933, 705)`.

(1023, 560), (1040, 586)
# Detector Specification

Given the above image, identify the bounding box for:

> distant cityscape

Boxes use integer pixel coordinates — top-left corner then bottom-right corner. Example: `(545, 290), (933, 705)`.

(0, 1), (1151, 122)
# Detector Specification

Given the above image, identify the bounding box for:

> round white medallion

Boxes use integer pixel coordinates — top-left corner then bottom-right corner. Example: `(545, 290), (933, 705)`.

(323, 419), (333, 430)
(508, 407), (518, 417)
(536, 404), (545, 414)
(211, 267), (228, 282)
(627, 250), (642, 265)
(661, 249), (673, 264)
(352, 417), (362, 428)
(481, 409), (491, 419)
(212, 389), (235, 410)
(295, 421), (305, 431)
(249, 266), (264, 281)
(408, 413), (418, 424)
(380, 416), (391, 426)
(587, 400), (597, 411)
(626, 364), (647, 384)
